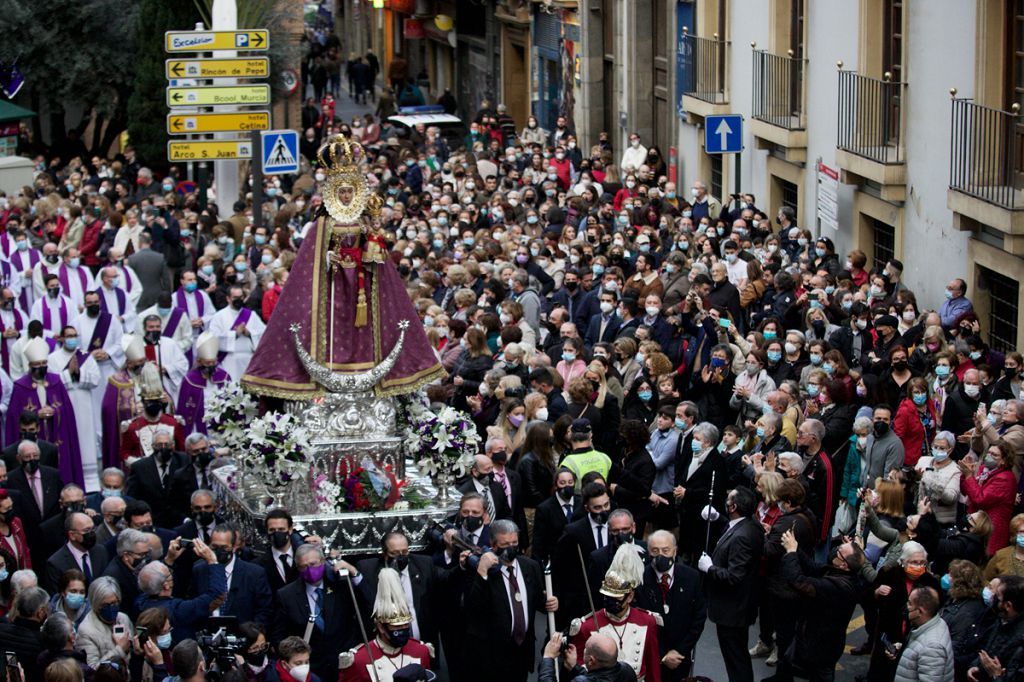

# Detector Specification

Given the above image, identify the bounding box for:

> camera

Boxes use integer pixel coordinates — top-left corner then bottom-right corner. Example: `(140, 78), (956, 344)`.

(196, 618), (245, 681)
(178, 538), (194, 548)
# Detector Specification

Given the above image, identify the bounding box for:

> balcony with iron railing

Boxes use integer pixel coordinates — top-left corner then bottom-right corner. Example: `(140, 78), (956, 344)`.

(947, 94), (1024, 234)
(750, 45), (807, 158)
(679, 28), (731, 119)
(835, 66), (907, 198)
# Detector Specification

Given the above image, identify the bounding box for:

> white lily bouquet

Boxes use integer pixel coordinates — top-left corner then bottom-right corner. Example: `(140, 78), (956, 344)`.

(240, 411), (313, 485)
(204, 382), (258, 451)
(403, 400), (479, 480)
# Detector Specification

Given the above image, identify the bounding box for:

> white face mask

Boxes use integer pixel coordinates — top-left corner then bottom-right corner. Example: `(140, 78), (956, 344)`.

(288, 663), (310, 681)
(535, 407), (549, 421)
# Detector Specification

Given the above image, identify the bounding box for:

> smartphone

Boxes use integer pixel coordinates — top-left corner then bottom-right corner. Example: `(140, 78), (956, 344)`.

(4, 652), (17, 682)
(178, 538), (194, 548)
(718, 318), (731, 329)
(136, 626), (149, 647)
(880, 633), (897, 657)
(113, 624), (126, 637)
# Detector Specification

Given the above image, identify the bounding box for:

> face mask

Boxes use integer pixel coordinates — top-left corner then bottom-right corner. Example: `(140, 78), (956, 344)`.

(195, 510), (215, 527)
(691, 439), (704, 453)
(602, 594), (627, 614)
(746, 364), (760, 376)
(68, 257), (81, 268)
(144, 401), (164, 417)
(892, 360), (908, 372)
(300, 564), (326, 584)
(99, 603), (120, 623)
(64, 337), (80, 351)
(645, 306), (660, 317)
(0, 569), (8, 583)
(15, 241), (27, 252)
(386, 626), (412, 649)
(904, 565), (926, 580)
(46, 253), (59, 265)
(935, 365), (951, 377)
(462, 515), (484, 532)
(184, 282), (198, 293)
(589, 509), (610, 525)
(47, 287), (60, 299)
(31, 366), (47, 381)
(508, 413), (524, 428)
(652, 554), (674, 573)
(767, 351), (782, 363)
(64, 592), (86, 610)
(912, 392), (928, 406)
(24, 459), (40, 474)
(556, 486), (574, 502)
(983, 454), (998, 469)
(930, 448), (949, 463)
(675, 417), (687, 430)
(964, 384), (981, 398)
(562, 352), (576, 363)
(288, 664), (310, 681)
(807, 384), (820, 398)
(983, 586), (995, 606)
(638, 390), (653, 402)
(873, 421), (890, 437)
(86, 303), (101, 317)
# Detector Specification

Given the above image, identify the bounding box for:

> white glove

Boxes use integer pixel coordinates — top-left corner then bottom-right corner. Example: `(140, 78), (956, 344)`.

(701, 505), (720, 522)
(697, 553), (713, 573)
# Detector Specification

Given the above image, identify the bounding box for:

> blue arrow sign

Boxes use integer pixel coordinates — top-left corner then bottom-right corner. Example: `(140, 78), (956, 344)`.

(704, 114), (743, 154)
(261, 130), (299, 174)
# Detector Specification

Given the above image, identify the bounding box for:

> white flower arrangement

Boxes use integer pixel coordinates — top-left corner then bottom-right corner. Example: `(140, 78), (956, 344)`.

(204, 382), (258, 451)
(398, 395), (479, 480)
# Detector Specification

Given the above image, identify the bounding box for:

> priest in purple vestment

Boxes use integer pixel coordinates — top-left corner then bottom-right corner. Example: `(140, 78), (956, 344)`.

(100, 334), (146, 470)
(5, 337), (83, 486)
(241, 135), (444, 401)
(178, 333), (230, 435)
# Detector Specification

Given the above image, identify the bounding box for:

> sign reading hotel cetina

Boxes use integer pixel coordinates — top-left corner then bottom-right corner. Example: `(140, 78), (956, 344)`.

(164, 30), (269, 52)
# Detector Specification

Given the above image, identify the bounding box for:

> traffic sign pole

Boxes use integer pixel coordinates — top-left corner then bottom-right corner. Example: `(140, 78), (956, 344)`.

(212, 0), (240, 222)
(251, 130), (264, 230)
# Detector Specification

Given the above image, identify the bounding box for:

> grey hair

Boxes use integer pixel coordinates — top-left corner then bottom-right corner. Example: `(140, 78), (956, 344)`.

(608, 509), (634, 524)
(117, 529), (149, 556)
(10, 569), (38, 595)
(761, 412), (782, 433)
(41, 612), (75, 651)
(100, 467), (125, 483)
(689, 262), (709, 276)
(692, 422), (720, 448)
(992, 399), (1007, 413)
(648, 529), (677, 547)
(900, 540), (927, 563)
(189, 489), (214, 505)
(295, 543), (324, 565)
(786, 329), (805, 344)
(100, 496), (125, 514)
(801, 418), (825, 443)
(512, 271), (529, 287)
(777, 452), (805, 475)
(14, 586), (48, 617)
(484, 438), (505, 454)
(137, 561), (170, 596)
(933, 430), (956, 450)
(16, 440), (39, 458)
(151, 427), (173, 443)
(87, 576), (121, 612)
(853, 416), (873, 434)
(490, 519), (520, 538)
(184, 432), (209, 448)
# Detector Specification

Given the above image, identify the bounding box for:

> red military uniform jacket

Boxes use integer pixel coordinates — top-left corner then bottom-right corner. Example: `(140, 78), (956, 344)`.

(338, 638), (432, 682)
(572, 607), (663, 682)
(119, 413), (185, 461)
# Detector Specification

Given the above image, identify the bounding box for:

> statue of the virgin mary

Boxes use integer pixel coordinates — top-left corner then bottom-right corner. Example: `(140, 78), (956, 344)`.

(241, 135), (444, 400)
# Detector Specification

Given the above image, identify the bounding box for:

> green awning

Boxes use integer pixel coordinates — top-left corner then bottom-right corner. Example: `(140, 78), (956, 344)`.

(0, 100), (35, 124)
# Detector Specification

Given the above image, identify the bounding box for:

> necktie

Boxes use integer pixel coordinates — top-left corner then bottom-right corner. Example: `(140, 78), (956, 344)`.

(507, 565), (526, 645)
(482, 486), (496, 520)
(314, 587), (325, 631)
(563, 503), (573, 522)
(659, 573), (670, 602)
(31, 473), (43, 512)
(495, 471), (512, 506)
(158, 465), (167, 487)
(201, 468), (210, 490)
(82, 553), (92, 583)
(200, 527), (209, 544)
(595, 524), (605, 549)
(280, 554), (295, 582)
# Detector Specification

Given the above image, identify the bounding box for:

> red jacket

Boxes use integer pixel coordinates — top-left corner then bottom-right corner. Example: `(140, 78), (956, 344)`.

(339, 639), (431, 682)
(0, 516), (32, 570)
(892, 398), (937, 467)
(79, 219), (104, 266)
(962, 467), (1017, 555)
(262, 283), (282, 322)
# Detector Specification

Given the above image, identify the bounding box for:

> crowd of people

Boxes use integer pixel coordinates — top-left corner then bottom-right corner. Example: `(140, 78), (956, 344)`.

(0, 36), (1023, 682)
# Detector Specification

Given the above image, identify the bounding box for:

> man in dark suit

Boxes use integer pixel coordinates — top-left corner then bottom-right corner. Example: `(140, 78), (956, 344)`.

(270, 543), (362, 682)
(529, 368), (568, 422)
(37, 483), (92, 568)
(45, 511), (110, 592)
(356, 530), (448, 656)
(584, 288), (623, 349)
(126, 445), (189, 529)
(456, 454), (511, 521)
(167, 433), (216, 522)
(258, 508), (306, 595)
(171, 488), (222, 597)
(586, 509), (646, 605)
(127, 232), (170, 310)
(486, 438), (529, 547)
(84, 468), (134, 513)
(1, 413), (58, 470)
(0, 586), (48, 682)
(101, 528), (153, 620)
(94, 496), (126, 546)
(191, 525), (272, 627)
(464, 519), (558, 682)
(697, 487), (764, 682)
(673, 421), (728, 564)
(103, 500), (177, 559)
(5, 440), (64, 568)
(635, 530), (707, 681)
(551, 481), (611, 628)
(531, 468), (584, 564)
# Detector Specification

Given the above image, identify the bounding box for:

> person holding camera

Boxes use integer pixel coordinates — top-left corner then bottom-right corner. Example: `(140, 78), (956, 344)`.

(539, 633), (636, 682)
(136, 536), (226, 646)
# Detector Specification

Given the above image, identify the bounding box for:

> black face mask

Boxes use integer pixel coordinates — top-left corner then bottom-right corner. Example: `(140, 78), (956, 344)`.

(653, 555), (674, 573)
(79, 530), (97, 550)
(475, 473), (492, 487)
(214, 548), (234, 564)
(565, 280), (578, 292)
(144, 401), (164, 417)
(19, 430), (37, 442)
(45, 255), (59, 265)
(196, 451), (213, 468)
(108, 515), (123, 528)
(490, 451), (508, 466)
(154, 447), (172, 463)
(130, 554), (147, 570)
(610, 532), (633, 548)
(556, 486), (574, 502)
(86, 304), (101, 317)
(892, 360), (908, 372)
(144, 330), (161, 345)
(397, 265), (411, 277)
(602, 594), (627, 615)
(461, 515), (484, 533)
(30, 366), (47, 381)
(270, 530), (291, 550)
(497, 545), (519, 563)
(194, 510), (215, 527)
(0, 300), (13, 311)
(590, 510), (610, 525)
(243, 652), (267, 668)
(387, 627), (412, 649)
(873, 421), (890, 437)
(129, 364), (143, 376)
(65, 501), (86, 514)
(138, 524), (154, 534)
(23, 459), (39, 474)
(1006, 367), (1019, 379)
(230, 297), (244, 310)
(387, 554), (410, 572)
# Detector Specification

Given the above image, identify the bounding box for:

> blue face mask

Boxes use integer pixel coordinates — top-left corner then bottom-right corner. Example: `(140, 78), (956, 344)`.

(767, 351), (782, 363)
(593, 264), (605, 276)
(156, 632), (173, 650)
(184, 282), (197, 293)
(261, 254), (273, 265)
(932, 448), (949, 462)
(823, 363), (834, 375)
(763, 331), (777, 341)
(674, 417), (686, 430)
(0, 568), (7, 582)
(935, 365), (951, 377)
(64, 338), (80, 351)
(983, 586), (994, 606)
(825, 285), (835, 295)
(940, 574), (951, 591)
(201, 265), (214, 276)
(637, 390), (653, 402)
(433, 239), (444, 250)
(16, 241), (27, 252)
(807, 384), (820, 397)
(756, 426), (766, 439)
(1016, 535), (1024, 549)
(254, 235), (266, 245)
(815, 247), (826, 257)
(710, 357), (726, 369)
(842, 300), (853, 311)
(65, 593), (86, 610)
(157, 307), (171, 316)
(912, 393), (928, 406)
(809, 353), (822, 365)
(235, 262), (247, 273)
(691, 439), (703, 453)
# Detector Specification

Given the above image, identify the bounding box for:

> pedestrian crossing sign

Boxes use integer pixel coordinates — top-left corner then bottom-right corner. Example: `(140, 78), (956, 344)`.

(261, 130), (299, 174)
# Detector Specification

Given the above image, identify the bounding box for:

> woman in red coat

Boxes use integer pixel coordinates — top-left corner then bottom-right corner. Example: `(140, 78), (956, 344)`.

(960, 440), (1018, 556)
(892, 377), (937, 468)
(0, 489), (32, 571)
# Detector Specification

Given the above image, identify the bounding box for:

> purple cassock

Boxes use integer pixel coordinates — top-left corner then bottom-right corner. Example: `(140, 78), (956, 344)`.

(241, 216), (444, 400)
(100, 369), (137, 470)
(177, 367), (231, 434)
(5, 372), (83, 486)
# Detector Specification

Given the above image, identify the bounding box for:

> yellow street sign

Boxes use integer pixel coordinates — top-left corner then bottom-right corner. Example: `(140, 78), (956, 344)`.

(165, 30), (269, 52)
(165, 57), (270, 79)
(166, 84), (270, 107)
(167, 111), (270, 134)
(167, 140), (253, 161)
